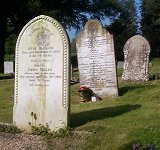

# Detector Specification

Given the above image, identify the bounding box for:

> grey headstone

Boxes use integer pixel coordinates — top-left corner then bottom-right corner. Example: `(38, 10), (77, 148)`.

(122, 35), (151, 82)
(76, 19), (118, 98)
(13, 15), (70, 132)
(117, 61), (124, 68)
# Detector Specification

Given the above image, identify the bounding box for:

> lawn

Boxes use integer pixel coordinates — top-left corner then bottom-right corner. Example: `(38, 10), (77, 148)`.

(0, 79), (14, 123)
(71, 81), (160, 149)
(1, 58), (160, 149)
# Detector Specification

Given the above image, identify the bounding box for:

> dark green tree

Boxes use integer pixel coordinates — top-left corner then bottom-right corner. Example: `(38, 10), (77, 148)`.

(107, 0), (137, 60)
(0, 0), (123, 72)
(141, 0), (160, 57)
(0, 0), (21, 72)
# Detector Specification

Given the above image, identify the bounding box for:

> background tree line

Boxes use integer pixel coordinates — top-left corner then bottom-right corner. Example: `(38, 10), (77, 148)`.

(141, 0), (160, 58)
(0, 0), (159, 72)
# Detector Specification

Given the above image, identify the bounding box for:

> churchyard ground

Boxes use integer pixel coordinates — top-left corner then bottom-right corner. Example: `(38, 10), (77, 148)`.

(0, 58), (160, 149)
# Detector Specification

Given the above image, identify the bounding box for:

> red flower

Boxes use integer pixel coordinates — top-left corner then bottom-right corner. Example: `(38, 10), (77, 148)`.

(78, 86), (89, 92)
(78, 86), (94, 100)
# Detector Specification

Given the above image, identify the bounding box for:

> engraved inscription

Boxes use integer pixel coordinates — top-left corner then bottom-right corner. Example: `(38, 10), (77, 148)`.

(19, 52), (61, 87)
(19, 26), (61, 87)
(76, 20), (118, 98)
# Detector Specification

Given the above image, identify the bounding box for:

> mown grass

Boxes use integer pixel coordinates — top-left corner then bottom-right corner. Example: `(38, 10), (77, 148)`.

(149, 58), (160, 74)
(71, 80), (160, 149)
(71, 58), (160, 149)
(0, 73), (8, 77)
(0, 79), (14, 123)
(1, 58), (160, 149)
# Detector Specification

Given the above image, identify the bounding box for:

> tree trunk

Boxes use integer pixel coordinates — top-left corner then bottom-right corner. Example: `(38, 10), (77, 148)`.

(0, 16), (7, 73)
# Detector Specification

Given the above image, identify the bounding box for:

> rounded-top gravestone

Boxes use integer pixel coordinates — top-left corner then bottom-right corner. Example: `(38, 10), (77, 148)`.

(76, 19), (118, 98)
(13, 15), (70, 132)
(122, 35), (151, 82)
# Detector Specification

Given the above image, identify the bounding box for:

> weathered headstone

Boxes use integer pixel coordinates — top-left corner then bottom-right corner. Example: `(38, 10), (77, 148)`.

(13, 15), (70, 132)
(76, 19), (118, 98)
(117, 61), (124, 68)
(4, 61), (14, 74)
(122, 35), (151, 82)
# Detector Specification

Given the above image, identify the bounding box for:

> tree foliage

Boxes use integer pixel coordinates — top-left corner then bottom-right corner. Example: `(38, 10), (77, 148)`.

(0, 0), (139, 72)
(141, 0), (160, 57)
(107, 0), (137, 60)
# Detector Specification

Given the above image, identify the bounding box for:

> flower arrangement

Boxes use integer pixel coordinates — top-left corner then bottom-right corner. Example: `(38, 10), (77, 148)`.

(78, 86), (94, 102)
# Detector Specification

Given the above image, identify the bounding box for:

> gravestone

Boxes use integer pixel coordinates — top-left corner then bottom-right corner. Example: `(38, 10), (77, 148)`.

(76, 19), (118, 98)
(71, 64), (73, 81)
(13, 15), (70, 132)
(122, 35), (150, 82)
(4, 61), (14, 74)
(117, 61), (124, 68)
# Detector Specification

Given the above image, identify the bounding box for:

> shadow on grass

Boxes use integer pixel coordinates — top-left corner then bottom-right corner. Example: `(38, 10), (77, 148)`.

(0, 74), (14, 80)
(118, 84), (156, 96)
(119, 86), (142, 96)
(71, 104), (141, 128)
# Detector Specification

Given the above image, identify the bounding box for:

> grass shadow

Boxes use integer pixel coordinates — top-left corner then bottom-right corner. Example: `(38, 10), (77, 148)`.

(118, 84), (156, 96)
(71, 104), (141, 128)
(118, 86), (143, 96)
(0, 74), (14, 80)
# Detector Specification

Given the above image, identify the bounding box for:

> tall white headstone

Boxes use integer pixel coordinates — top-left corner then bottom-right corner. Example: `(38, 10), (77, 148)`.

(13, 15), (70, 132)
(122, 35), (151, 82)
(76, 19), (118, 98)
